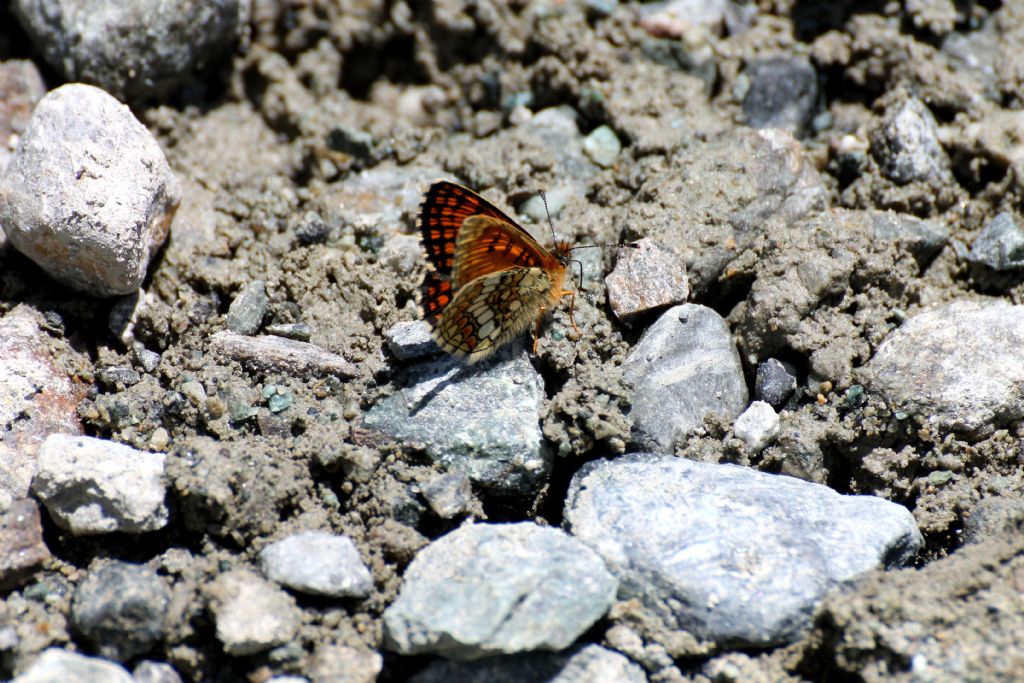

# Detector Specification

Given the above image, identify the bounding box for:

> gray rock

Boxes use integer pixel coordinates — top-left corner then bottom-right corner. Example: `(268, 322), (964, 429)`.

(383, 522), (617, 660)
(870, 96), (952, 186)
(71, 561), (169, 661)
(0, 498), (50, 590)
(868, 211), (950, 262)
(963, 496), (1024, 544)
(582, 125), (622, 168)
(96, 366), (142, 391)
(605, 239), (689, 323)
(862, 300), (1024, 437)
(265, 322), (312, 342)
(0, 59), (46, 175)
(0, 305), (84, 512)
(967, 212), (1024, 270)
(205, 569), (300, 656)
(11, 0), (246, 101)
(732, 401), (780, 452)
(623, 305), (748, 451)
(754, 358), (797, 408)
(309, 645), (383, 683)
(410, 644), (646, 683)
(209, 331), (357, 379)
(31, 434), (168, 535)
(12, 648), (134, 683)
(742, 56), (818, 135)
(0, 84), (180, 296)
(564, 454), (923, 647)
(385, 320), (441, 361)
(259, 531), (373, 598)
(132, 661), (183, 683)
(362, 352), (549, 495)
(422, 471), (474, 519)
(226, 280), (269, 335)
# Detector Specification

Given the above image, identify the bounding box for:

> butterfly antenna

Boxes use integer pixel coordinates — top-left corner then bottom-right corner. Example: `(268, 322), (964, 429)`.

(570, 241), (641, 251)
(539, 189), (559, 246)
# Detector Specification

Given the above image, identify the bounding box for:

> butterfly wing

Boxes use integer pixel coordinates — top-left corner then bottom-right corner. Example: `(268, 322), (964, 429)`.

(433, 267), (555, 363)
(418, 181), (534, 276)
(451, 215), (560, 290)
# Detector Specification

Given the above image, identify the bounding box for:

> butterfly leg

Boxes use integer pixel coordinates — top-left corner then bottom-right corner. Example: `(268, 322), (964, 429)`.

(532, 305), (548, 353)
(561, 290), (581, 340)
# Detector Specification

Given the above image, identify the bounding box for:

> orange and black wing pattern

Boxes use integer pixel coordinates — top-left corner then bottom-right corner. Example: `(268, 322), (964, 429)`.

(451, 215), (559, 289)
(420, 269), (452, 325)
(418, 180), (527, 276)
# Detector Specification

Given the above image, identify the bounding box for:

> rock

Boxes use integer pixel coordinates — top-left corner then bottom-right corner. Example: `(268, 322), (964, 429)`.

(0, 306), (84, 510)
(868, 211), (949, 263)
(383, 522), (617, 660)
(519, 187), (571, 223)
(132, 661), (183, 683)
(967, 212), (1024, 270)
(259, 531), (373, 598)
(12, 648), (134, 683)
(422, 471), (474, 519)
(205, 569), (300, 656)
(409, 644), (646, 683)
(265, 322), (313, 342)
(0, 498), (50, 590)
(605, 238), (689, 322)
(309, 645), (383, 683)
(362, 352), (549, 495)
(623, 304), (748, 450)
(11, 0), (246, 101)
(732, 401), (780, 452)
(209, 331), (357, 379)
(225, 280), (269, 335)
(754, 358), (797, 408)
(71, 561), (169, 661)
(96, 366), (142, 391)
(638, 0), (754, 39)
(870, 95), (952, 186)
(862, 300), (1024, 437)
(0, 84), (180, 296)
(564, 454), (923, 647)
(582, 125), (622, 168)
(742, 56), (818, 135)
(30, 434), (168, 535)
(963, 496), (1024, 544)
(0, 59), (46, 175)
(384, 320), (441, 362)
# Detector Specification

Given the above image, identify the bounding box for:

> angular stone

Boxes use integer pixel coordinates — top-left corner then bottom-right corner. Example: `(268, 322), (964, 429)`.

(210, 331), (357, 379)
(623, 304), (748, 450)
(410, 644), (646, 683)
(422, 471), (474, 519)
(225, 280), (269, 335)
(0, 498), (50, 590)
(754, 358), (797, 408)
(0, 83), (180, 296)
(12, 649), (134, 683)
(742, 56), (818, 135)
(31, 434), (168, 535)
(565, 454), (922, 647)
(362, 352), (549, 495)
(605, 238), (689, 322)
(968, 212), (1024, 270)
(733, 401), (780, 452)
(862, 300), (1024, 437)
(871, 96), (952, 186)
(384, 320), (441, 362)
(383, 522), (617, 660)
(259, 531), (373, 598)
(205, 569), (300, 656)
(309, 645), (383, 683)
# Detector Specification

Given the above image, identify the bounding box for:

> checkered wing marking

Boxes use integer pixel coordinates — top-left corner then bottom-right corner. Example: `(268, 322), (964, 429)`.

(433, 267), (554, 363)
(451, 215), (559, 290)
(418, 181), (531, 275)
(420, 269), (453, 324)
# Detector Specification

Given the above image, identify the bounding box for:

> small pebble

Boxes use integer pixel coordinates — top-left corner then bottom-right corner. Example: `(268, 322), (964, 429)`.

(422, 472), (474, 519)
(30, 434), (168, 535)
(265, 322), (313, 342)
(742, 56), (818, 135)
(870, 95), (952, 185)
(755, 358), (798, 409)
(11, 648), (134, 683)
(0, 499), (50, 590)
(71, 561), (170, 661)
(259, 531), (373, 598)
(226, 280), (269, 335)
(582, 125), (622, 168)
(605, 238), (689, 322)
(205, 569), (301, 656)
(967, 212), (1024, 270)
(384, 320), (440, 362)
(733, 401), (780, 452)
(132, 661), (184, 683)
(309, 645), (383, 683)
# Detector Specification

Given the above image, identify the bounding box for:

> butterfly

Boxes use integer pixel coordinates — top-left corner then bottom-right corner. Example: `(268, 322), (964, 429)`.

(418, 180), (580, 363)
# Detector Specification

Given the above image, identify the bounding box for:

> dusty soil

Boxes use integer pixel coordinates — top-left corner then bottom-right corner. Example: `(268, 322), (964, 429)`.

(3, 0), (1024, 681)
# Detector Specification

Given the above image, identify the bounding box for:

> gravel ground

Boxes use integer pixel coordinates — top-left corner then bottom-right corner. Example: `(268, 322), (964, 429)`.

(2, 1), (1024, 682)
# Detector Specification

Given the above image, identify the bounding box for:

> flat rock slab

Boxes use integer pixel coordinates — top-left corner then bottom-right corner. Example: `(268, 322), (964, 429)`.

(362, 352), (549, 495)
(605, 238), (689, 322)
(383, 522), (617, 660)
(0, 83), (179, 296)
(564, 454), (922, 647)
(623, 304), (748, 450)
(31, 434), (168, 535)
(862, 300), (1024, 437)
